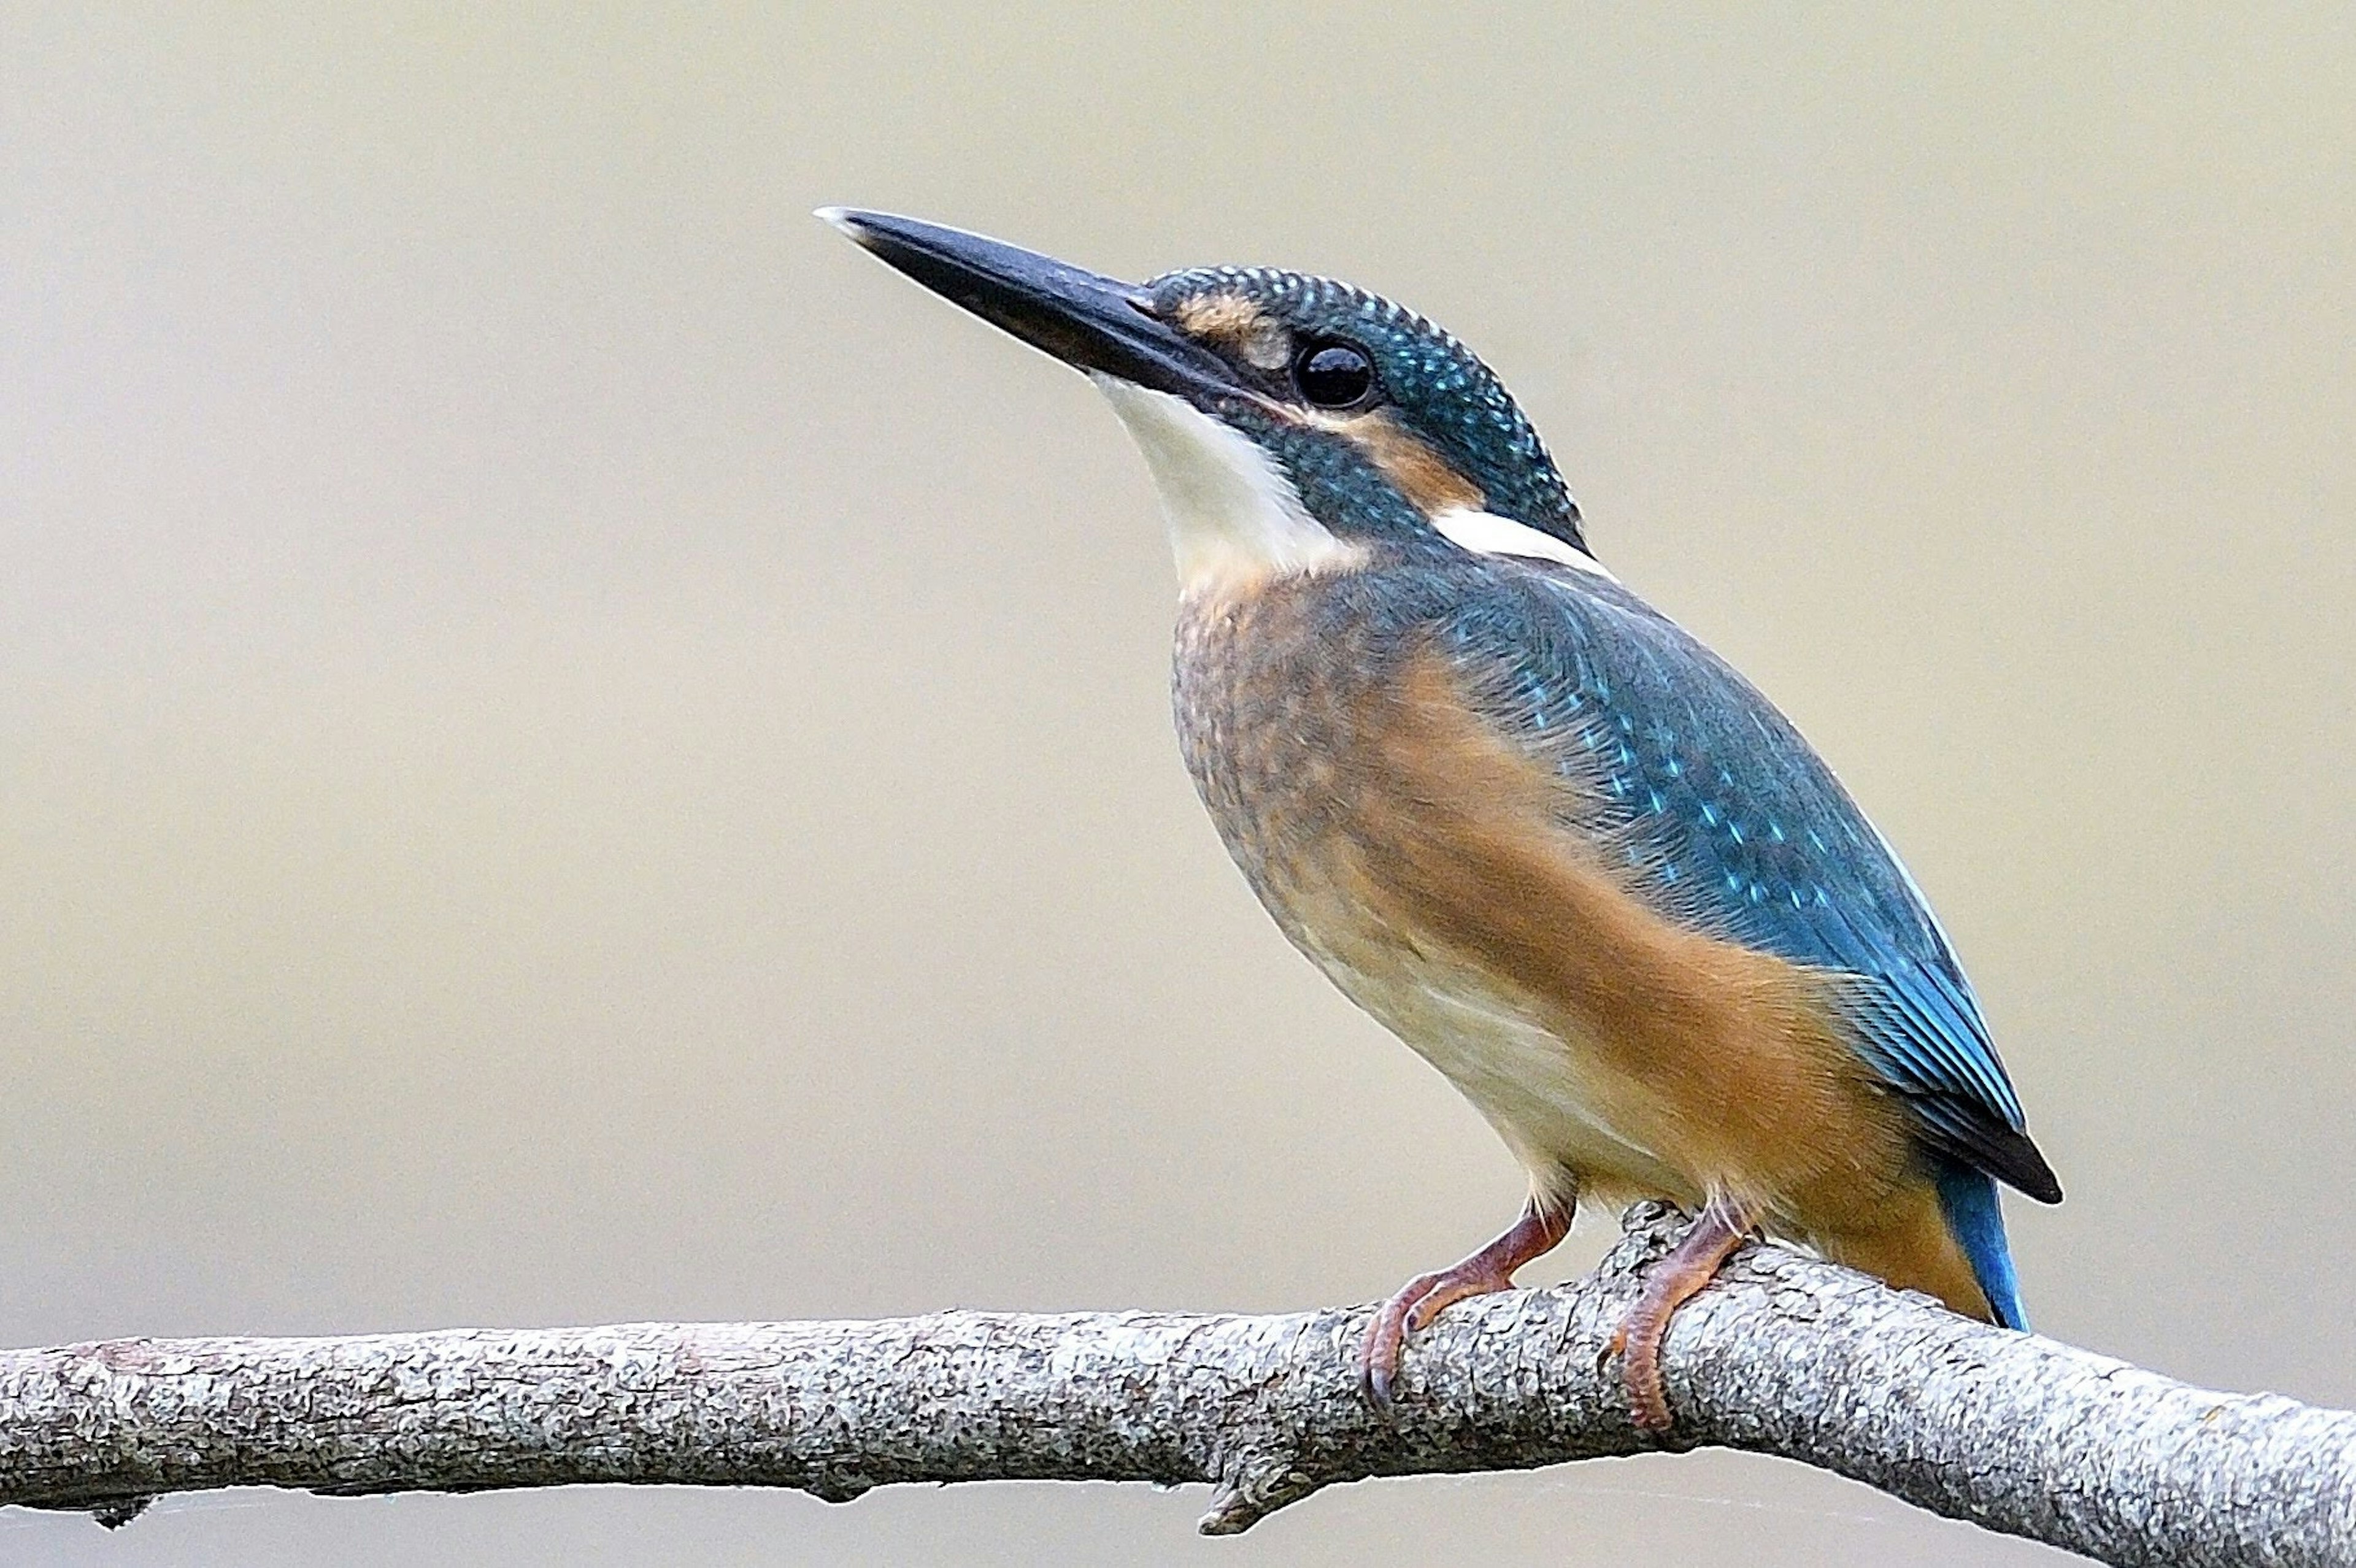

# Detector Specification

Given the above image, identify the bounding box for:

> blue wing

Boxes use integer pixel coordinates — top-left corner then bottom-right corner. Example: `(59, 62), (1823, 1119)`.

(1425, 559), (2060, 1204)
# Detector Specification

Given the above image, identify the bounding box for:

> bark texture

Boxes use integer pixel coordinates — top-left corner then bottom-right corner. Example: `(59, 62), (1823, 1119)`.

(0, 1205), (2346, 1565)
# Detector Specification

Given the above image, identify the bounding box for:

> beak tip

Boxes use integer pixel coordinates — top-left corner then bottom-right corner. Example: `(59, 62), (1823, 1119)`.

(814, 209), (1227, 400)
(814, 206), (874, 244)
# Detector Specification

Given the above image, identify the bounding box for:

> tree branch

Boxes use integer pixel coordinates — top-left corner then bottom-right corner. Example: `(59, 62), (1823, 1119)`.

(1, 1204), (2346, 1564)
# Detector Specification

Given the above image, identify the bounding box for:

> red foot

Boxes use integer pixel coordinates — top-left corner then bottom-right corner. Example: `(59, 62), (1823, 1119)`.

(1359, 1197), (1571, 1412)
(1607, 1199), (1755, 1434)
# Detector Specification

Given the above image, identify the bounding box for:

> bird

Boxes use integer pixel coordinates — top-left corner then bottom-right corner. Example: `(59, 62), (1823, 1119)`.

(820, 207), (2062, 1431)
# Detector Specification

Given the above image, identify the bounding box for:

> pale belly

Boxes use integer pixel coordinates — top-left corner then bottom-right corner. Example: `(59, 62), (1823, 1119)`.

(1295, 917), (1693, 1205)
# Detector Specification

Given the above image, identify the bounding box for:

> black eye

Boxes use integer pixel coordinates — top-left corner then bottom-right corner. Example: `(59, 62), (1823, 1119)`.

(1293, 340), (1376, 408)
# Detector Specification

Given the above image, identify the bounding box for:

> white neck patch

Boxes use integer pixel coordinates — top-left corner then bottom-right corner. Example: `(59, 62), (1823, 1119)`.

(1092, 377), (1358, 590)
(1430, 505), (1617, 582)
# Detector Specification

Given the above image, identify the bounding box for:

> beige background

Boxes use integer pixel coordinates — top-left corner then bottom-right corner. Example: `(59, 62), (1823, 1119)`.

(5, 6), (2353, 1563)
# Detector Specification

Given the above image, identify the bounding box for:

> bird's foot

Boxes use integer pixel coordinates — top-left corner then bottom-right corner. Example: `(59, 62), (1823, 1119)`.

(1606, 1198), (1755, 1434)
(1358, 1196), (1571, 1413)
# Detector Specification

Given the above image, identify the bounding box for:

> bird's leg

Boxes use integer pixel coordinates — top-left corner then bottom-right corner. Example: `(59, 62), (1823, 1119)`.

(1359, 1194), (1572, 1412)
(1607, 1194), (1758, 1434)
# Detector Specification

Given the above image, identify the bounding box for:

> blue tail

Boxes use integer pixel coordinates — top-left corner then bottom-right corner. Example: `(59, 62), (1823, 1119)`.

(1934, 1161), (2029, 1331)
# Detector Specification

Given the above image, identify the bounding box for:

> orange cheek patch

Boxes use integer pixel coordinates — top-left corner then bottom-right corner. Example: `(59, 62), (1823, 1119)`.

(1334, 412), (1485, 515)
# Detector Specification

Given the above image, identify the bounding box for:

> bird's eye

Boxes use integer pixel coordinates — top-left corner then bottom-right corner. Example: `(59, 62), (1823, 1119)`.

(1293, 340), (1377, 408)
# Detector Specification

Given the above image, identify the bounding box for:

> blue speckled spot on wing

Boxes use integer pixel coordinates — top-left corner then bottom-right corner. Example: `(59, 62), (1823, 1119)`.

(1430, 561), (2057, 1201)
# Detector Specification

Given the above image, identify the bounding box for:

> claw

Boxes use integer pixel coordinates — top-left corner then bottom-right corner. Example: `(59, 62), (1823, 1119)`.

(1362, 1350), (1398, 1415)
(1358, 1267), (1447, 1412)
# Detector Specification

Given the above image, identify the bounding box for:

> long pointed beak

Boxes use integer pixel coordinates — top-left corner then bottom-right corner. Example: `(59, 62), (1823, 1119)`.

(818, 208), (1241, 403)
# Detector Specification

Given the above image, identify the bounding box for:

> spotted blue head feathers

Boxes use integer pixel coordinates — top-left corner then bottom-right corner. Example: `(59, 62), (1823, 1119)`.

(1138, 266), (1585, 553)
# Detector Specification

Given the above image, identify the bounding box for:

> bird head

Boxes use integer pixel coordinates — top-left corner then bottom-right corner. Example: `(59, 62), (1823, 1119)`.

(822, 208), (1592, 590)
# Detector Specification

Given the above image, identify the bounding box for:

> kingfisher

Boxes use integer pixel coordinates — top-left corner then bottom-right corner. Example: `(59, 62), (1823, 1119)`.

(821, 209), (2062, 1431)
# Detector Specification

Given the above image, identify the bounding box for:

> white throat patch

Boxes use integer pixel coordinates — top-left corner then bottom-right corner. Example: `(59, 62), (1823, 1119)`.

(1430, 506), (1617, 581)
(1092, 377), (1358, 590)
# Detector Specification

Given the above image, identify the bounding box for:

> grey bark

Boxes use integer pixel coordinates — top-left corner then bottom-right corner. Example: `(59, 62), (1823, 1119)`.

(0, 1204), (2346, 1565)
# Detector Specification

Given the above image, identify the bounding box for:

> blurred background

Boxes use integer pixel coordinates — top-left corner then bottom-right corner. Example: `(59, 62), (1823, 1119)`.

(4, 5), (2352, 1563)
